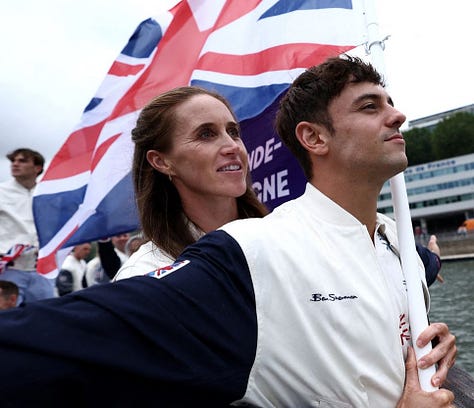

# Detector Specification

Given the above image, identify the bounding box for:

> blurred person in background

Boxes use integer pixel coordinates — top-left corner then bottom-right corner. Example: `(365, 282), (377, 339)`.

(0, 148), (55, 304)
(85, 234), (132, 287)
(56, 243), (91, 295)
(0, 280), (19, 310)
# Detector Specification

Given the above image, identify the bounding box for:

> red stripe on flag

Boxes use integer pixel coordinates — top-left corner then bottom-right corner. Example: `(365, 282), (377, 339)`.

(36, 251), (60, 275)
(42, 120), (106, 180)
(37, 227), (79, 274)
(196, 44), (356, 75)
(109, 61), (145, 77)
(104, 1), (261, 120)
(91, 134), (121, 172)
(215, 0), (261, 29)
(109, 2), (211, 120)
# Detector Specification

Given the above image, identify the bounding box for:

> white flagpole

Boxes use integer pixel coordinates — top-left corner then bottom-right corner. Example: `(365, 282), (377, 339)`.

(362, 0), (437, 392)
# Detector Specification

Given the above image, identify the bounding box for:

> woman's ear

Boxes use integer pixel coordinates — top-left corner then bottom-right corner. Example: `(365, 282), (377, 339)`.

(295, 121), (329, 156)
(146, 150), (173, 176)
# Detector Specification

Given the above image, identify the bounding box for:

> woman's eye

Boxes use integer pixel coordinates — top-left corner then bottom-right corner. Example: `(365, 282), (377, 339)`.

(199, 129), (213, 139)
(228, 127), (241, 139)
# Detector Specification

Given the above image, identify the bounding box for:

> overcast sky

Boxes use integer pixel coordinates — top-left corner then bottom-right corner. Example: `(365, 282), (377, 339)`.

(1, 0), (473, 182)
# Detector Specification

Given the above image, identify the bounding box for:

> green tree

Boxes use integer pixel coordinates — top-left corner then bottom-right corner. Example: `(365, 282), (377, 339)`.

(404, 126), (434, 166)
(431, 112), (474, 159)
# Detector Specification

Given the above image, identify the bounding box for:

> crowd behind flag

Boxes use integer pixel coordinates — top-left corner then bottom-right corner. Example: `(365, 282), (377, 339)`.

(33, 0), (367, 277)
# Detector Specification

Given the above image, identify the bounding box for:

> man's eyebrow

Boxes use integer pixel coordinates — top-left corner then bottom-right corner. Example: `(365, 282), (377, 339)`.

(352, 92), (394, 107)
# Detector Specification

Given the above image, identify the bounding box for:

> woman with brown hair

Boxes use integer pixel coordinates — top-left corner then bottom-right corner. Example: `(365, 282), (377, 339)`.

(114, 86), (268, 280)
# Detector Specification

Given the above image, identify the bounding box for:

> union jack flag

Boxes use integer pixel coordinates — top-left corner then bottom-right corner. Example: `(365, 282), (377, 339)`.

(33, 0), (367, 276)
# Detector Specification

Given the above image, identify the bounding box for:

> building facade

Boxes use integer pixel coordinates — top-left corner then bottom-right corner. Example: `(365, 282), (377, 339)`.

(378, 153), (474, 234)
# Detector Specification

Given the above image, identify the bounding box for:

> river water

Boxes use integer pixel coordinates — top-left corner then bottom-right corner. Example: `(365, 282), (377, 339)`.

(428, 259), (474, 377)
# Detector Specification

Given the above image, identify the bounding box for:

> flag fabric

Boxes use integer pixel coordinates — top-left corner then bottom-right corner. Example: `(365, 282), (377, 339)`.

(33, 0), (367, 277)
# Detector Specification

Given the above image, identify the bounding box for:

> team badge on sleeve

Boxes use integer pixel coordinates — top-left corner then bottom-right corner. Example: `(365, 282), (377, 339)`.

(146, 260), (190, 279)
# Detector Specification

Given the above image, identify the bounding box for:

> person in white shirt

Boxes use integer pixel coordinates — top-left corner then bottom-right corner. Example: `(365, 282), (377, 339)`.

(85, 234), (131, 286)
(0, 148), (55, 304)
(58, 243), (91, 294)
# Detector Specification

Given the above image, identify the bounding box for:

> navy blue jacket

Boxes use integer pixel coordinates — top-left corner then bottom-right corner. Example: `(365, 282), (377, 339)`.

(0, 231), (256, 407)
(416, 243), (442, 286)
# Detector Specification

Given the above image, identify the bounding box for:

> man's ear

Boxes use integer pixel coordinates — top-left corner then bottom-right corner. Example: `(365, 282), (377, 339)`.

(295, 121), (329, 156)
(146, 150), (173, 176)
